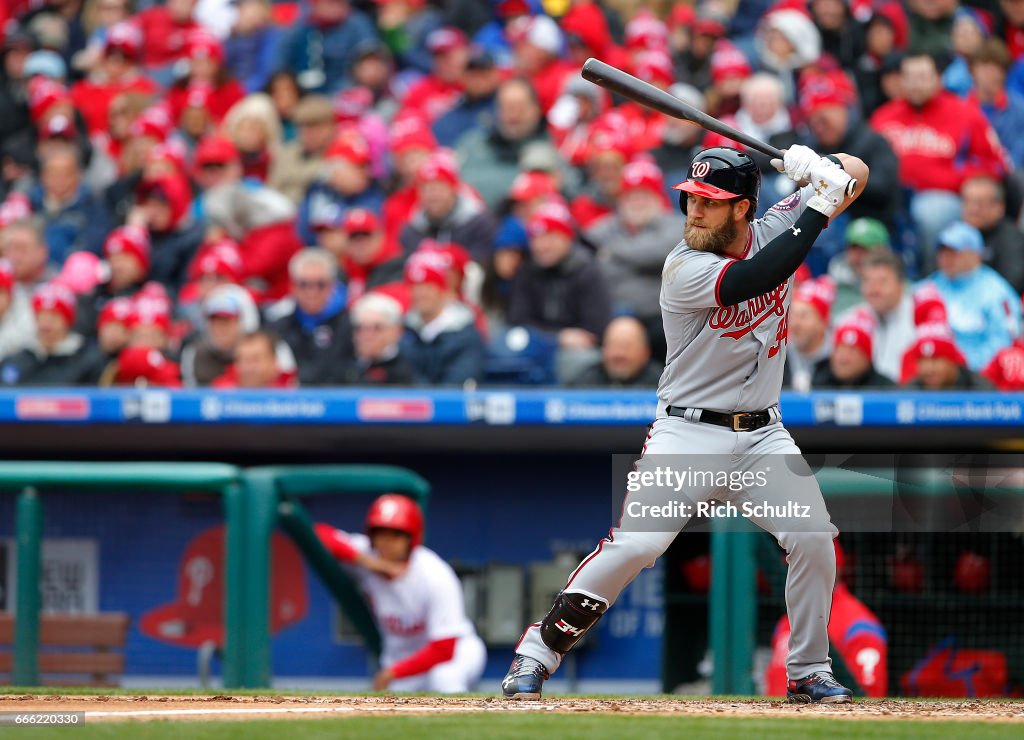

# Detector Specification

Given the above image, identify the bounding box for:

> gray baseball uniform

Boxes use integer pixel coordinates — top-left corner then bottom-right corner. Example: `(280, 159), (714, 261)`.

(516, 184), (840, 681)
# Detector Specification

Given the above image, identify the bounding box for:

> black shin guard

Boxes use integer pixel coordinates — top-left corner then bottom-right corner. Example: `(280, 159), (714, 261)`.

(539, 591), (608, 654)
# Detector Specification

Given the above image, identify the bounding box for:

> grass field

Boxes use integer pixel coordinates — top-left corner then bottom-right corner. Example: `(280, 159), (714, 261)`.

(1, 689), (1021, 739)
(7, 714), (1024, 740)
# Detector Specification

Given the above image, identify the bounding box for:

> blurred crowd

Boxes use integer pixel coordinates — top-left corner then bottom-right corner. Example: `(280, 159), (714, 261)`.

(0, 0), (1023, 391)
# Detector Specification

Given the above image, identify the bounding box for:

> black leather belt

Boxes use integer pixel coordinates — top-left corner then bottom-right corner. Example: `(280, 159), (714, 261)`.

(665, 405), (774, 432)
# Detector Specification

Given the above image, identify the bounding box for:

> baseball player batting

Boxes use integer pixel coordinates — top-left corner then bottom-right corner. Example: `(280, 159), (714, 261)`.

(502, 145), (869, 703)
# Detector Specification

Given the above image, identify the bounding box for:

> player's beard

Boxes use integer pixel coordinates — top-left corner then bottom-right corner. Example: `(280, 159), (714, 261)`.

(685, 216), (739, 254)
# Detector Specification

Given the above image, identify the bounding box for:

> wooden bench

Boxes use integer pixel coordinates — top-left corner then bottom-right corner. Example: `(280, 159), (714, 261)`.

(0, 613), (130, 687)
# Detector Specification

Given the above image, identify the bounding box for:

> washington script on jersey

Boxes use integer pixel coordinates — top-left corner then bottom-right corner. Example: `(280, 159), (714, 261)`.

(709, 280), (790, 340)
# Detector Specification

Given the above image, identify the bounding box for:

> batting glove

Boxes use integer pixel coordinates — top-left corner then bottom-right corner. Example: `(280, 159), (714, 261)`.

(806, 158), (856, 217)
(770, 145), (819, 183)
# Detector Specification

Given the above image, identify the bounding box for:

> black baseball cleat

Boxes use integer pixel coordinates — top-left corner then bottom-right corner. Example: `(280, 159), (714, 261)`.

(786, 671), (853, 704)
(501, 655), (549, 700)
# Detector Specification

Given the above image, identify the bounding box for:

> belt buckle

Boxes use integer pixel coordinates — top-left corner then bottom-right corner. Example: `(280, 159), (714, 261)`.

(732, 413), (748, 432)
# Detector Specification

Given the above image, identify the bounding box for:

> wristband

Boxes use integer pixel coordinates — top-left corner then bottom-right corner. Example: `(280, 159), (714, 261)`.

(825, 155), (844, 170)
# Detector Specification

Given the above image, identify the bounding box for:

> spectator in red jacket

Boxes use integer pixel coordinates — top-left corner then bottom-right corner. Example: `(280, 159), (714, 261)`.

(197, 135), (303, 302)
(870, 52), (1010, 272)
(399, 27), (468, 123)
(382, 117), (436, 247)
(167, 30), (245, 126)
(511, 14), (574, 115)
(136, 0), (201, 74)
(982, 335), (1024, 390)
(213, 329), (297, 388)
(70, 22), (158, 137)
(338, 208), (406, 307)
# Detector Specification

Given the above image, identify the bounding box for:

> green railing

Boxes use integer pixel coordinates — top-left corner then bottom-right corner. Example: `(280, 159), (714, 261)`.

(4, 462), (430, 689)
(0, 463), (245, 686)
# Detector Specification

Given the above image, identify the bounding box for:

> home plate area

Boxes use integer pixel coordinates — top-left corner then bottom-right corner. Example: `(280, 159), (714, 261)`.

(1, 694), (1023, 723)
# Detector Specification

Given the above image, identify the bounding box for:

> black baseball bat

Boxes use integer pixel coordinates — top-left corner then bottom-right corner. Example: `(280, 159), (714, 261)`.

(581, 58), (785, 160)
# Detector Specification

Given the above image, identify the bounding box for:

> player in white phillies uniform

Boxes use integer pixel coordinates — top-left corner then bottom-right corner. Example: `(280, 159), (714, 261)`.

(503, 145), (870, 704)
(317, 494), (486, 692)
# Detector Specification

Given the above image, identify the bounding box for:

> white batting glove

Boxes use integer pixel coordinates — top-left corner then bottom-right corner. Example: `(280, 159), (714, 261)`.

(806, 159), (856, 217)
(770, 145), (819, 183)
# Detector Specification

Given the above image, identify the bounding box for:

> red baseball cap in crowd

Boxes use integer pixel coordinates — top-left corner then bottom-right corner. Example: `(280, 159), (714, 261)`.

(27, 76), (69, 122)
(510, 171), (557, 202)
(194, 135), (240, 168)
(128, 299), (172, 333)
(342, 208), (380, 235)
(421, 239), (470, 285)
(32, 283), (77, 325)
(139, 526), (308, 649)
(103, 21), (143, 60)
(692, 13), (728, 37)
(390, 118), (437, 155)
(497, 0), (530, 18)
(130, 105), (173, 142)
(632, 50), (675, 86)
(710, 42), (752, 82)
(98, 296), (135, 329)
(146, 140), (189, 175)
(40, 113), (75, 140)
(115, 346), (182, 387)
(669, 4), (696, 29)
(416, 150), (460, 187)
(104, 225), (152, 273)
(186, 29), (224, 63)
(191, 239), (245, 283)
(620, 159), (667, 196)
(325, 131), (371, 166)
(334, 86), (373, 122)
(794, 277), (836, 324)
(184, 81), (215, 111)
(799, 71), (857, 115)
(912, 282), (948, 326)
(833, 318), (873, 360)
(625, 9), (670, 52)
(426, 27), (469, 54)
(528, 201), (576, 239)
(404, 249), (450, 290)
(0, 259), (13, 293)
(907, 322), (966, 366)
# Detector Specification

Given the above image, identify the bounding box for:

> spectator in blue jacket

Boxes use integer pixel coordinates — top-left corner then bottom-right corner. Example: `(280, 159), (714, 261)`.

(298, 131), (384, 244)
(225, 0), (281, 93)
(924, 221), (1022, 371)
(401, 249), (484, 385)
(274, 0), (379, 94)
(432, 47), (501, 148)
(29, 145), (110, 265)
(970, 38), (1024, 168)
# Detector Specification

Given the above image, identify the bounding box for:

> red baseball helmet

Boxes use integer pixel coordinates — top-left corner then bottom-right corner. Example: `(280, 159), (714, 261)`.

(365, 494), (424, 548)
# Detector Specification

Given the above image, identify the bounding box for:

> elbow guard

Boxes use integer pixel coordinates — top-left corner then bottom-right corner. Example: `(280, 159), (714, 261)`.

(540, 591), (608, 654)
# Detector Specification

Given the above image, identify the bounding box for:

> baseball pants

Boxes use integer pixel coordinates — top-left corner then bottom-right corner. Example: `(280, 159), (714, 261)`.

(516, 411), (839, 681)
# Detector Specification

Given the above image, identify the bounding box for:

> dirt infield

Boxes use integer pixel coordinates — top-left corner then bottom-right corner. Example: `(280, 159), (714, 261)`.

(1, 694), (1023, 723)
